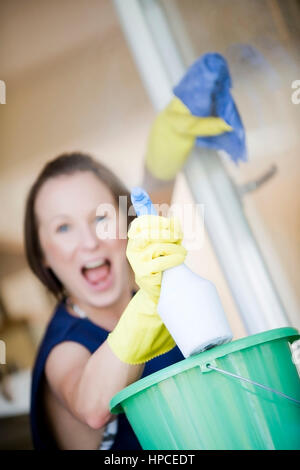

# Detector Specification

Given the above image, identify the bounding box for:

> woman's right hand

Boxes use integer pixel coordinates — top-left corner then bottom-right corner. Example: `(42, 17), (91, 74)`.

(126, 214), (187, 300)
(107, 215), (186, 365)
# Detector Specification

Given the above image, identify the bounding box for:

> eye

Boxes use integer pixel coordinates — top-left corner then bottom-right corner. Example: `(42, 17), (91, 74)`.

(56, 223), (70, 233)
(95, 214), (106, 223)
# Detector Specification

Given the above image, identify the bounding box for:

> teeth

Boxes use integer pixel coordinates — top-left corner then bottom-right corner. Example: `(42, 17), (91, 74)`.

(83, 259), (106, 270)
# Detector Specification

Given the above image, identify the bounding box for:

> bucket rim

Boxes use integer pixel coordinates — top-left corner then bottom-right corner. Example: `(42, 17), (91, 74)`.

(110, 327), (299, 414)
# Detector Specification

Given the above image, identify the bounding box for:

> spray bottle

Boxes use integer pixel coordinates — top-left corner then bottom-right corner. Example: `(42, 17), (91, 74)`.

(131, 187), (233, 358)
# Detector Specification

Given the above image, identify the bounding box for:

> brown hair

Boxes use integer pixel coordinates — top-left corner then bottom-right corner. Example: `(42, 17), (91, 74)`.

(24, 152), (135, 300)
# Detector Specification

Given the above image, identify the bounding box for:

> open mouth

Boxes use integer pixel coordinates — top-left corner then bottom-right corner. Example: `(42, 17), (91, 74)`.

(81, 258), (113, 291)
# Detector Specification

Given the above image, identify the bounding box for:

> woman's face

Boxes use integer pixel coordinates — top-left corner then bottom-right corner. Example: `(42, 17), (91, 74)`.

(35, 171), (129, 308)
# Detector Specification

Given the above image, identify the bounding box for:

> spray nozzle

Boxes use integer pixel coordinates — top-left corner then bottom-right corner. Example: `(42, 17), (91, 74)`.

(131, 187), (158, 217)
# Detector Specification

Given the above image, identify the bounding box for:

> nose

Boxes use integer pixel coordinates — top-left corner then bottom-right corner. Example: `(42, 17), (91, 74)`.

(79, 223), (100, 251)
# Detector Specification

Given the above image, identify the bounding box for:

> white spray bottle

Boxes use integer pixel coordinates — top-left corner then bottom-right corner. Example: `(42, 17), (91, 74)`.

(131, 187), (233, 358)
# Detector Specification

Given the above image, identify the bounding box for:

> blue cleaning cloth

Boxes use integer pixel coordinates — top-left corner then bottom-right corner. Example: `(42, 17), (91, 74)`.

(173, 53), (247, 164)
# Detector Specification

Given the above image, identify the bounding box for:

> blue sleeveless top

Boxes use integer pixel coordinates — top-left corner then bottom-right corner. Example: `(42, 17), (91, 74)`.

(30, 298), (184, 449)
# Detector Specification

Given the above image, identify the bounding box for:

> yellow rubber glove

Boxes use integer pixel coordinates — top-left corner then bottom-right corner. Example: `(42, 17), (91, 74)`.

(126, 215), (186, 299)
(107, 215), (187, 364)
(107, 289), (176, 364)
(146, 97), (232, 181)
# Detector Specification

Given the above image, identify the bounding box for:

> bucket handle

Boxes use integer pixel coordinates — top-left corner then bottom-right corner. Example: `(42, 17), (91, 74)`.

(206, 364), (300, 406)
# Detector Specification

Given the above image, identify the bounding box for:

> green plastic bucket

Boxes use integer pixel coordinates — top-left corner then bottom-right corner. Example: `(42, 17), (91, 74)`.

(110, 327), (300, 450)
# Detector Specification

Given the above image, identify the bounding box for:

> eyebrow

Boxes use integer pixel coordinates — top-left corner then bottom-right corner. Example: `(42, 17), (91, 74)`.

(49, 214), (71, 223)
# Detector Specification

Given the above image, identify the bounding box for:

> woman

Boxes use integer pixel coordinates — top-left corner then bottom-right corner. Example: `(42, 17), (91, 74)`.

(25, 152), (186, 450)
